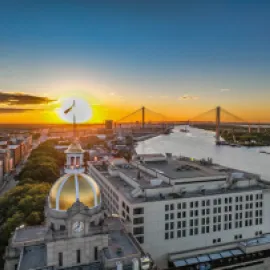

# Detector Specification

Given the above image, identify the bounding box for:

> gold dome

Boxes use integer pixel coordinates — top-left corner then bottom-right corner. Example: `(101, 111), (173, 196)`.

(65, 140), (84, 154)
(49, 173), (101, 211)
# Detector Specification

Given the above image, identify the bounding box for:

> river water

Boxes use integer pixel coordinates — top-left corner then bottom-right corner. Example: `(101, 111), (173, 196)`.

(136, 126), (270, 181)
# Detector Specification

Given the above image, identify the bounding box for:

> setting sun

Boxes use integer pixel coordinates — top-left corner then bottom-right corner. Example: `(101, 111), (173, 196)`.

(56, 97), (93, 124)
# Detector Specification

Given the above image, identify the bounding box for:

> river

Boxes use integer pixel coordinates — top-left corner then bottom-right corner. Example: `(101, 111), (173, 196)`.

(136, 126), (270, 181)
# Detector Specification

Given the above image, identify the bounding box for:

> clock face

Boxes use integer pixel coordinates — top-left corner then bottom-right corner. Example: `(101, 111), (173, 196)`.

(72, 221), (84, 233)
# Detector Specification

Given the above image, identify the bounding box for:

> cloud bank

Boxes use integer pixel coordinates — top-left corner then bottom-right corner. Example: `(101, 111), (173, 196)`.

(0, 91), (55, 105)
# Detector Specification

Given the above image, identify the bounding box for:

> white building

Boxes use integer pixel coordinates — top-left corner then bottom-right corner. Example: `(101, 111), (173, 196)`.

(4, 140), (152, 270)
(88, 153), (270, 269)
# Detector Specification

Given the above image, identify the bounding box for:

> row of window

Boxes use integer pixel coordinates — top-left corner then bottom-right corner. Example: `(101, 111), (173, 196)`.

(165, 194), (263, 212)
(165, 207), (263, 221)
(165, 217), (263, 237)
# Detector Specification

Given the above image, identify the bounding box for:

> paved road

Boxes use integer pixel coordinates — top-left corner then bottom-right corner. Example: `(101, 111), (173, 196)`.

(0, 129), (48, 196)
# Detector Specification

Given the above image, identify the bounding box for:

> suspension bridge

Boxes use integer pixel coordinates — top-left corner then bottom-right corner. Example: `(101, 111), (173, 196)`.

(115, 106), (265, 145)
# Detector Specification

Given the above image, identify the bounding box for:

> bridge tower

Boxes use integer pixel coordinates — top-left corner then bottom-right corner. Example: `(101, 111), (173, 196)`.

(142, 106), (145, 129)
(216, 106), (221, 144)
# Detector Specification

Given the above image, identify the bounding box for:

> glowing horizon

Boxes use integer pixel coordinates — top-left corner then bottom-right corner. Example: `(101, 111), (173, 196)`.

(1, 1), (270, 124)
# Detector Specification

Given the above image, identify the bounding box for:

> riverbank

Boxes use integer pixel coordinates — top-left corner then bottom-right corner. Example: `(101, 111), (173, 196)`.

(192, 125), (270, 147)
(136, 126), (270, 181)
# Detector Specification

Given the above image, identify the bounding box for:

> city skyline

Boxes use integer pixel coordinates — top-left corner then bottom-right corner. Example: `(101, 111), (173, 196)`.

(1, 1), (270, 123)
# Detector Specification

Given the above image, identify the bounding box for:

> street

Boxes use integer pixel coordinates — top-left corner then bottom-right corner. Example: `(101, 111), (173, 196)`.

(0, 129), (48, 196)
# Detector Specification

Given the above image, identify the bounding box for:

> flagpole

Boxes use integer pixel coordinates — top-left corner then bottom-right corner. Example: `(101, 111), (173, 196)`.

(73, 100), (76, 139)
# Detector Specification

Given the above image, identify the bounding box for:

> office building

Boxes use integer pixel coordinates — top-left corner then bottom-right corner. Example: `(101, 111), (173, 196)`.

(88, 153), (270, 269)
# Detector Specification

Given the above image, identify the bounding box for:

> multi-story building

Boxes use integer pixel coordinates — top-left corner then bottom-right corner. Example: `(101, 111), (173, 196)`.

(88, 153), (270, 269)
(0, 149), (13, 175)
(4, 140), (152, 270)
(105, 120), (113, 130)
(0, 160), (4, 185)
(8, 145), (21, 167)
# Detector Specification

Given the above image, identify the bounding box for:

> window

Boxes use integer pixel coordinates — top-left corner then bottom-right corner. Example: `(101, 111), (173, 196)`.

(133, 208), (144, 215)
(165, 232), (169, 240)
(134, 217), (144, 224)
(177, 212), (181, 219)
(60, 225), (65, 231)
(170, 204), (174, 210)
(202, 218), (205, 225)
(190, 202), (194, 208)
(177, 230), (181, 238)
(58, 252), (63, 267)
(177, 203), (181, 209)
(170, 222), (174, 229)
(76, 250), (81, 264)
(165, 223), (169, 230)
(195, 201), (199, 207)
(183, 202), (186, 209)
(136, 236), (144, 244)
(94, 247), (98, 261)
(190, 228), (193, 236)
(165, 205), (169, 211)
(165, 214), (169, 220)
(133, 227), (144, 235)
(170, 213), (174, 219)
(170, 231), (174, 238)
(213, 239), (216, 244)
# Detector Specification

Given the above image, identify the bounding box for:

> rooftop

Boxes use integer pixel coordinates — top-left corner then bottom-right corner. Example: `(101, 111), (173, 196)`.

(8, 144), (20, 149)
(19, 245), (46, 270)
(103, 217), (140, 260)
(12, 225), (48, 246)
(91, 155), (263, 204)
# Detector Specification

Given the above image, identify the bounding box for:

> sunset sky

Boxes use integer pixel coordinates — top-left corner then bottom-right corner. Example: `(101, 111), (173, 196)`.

(1, 1), (270, 123)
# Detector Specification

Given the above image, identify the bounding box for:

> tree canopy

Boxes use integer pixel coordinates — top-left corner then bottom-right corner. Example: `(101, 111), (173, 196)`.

(0, 139), (64, 268)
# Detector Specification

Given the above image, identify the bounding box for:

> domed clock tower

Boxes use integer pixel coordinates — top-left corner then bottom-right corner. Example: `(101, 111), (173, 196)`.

(44, 139), (109, 266)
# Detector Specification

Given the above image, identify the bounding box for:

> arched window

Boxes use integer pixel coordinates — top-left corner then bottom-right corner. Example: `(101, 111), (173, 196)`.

(71, 156), (75, 166)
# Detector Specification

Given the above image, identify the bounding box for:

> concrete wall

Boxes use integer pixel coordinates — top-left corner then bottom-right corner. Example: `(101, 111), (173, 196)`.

(46, 234), (108, 267)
